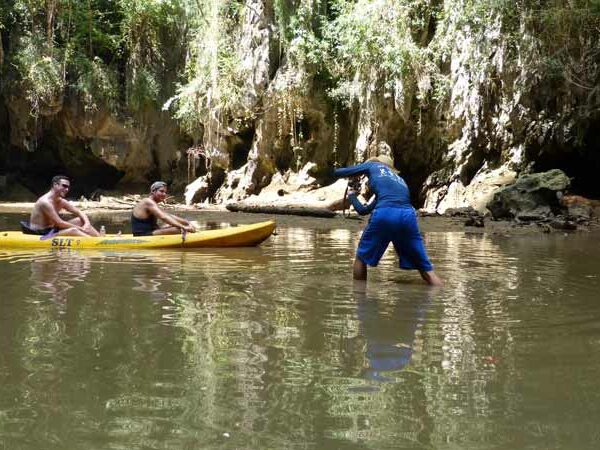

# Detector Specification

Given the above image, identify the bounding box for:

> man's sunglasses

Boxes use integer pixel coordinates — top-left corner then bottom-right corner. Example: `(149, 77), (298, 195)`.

(60, 183), (70, 189)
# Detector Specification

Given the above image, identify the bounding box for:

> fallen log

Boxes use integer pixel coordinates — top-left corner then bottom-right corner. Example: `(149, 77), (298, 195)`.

(226, 202), (336, 218)
(110, 198), (137, 206)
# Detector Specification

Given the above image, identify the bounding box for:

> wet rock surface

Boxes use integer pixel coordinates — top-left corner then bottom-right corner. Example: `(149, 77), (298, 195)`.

(486, 169), (571, 220)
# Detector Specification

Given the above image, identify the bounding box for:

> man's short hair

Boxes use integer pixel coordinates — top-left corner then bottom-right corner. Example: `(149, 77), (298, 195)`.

(150, 181), (167, 192)
(52, 175), (70, 186)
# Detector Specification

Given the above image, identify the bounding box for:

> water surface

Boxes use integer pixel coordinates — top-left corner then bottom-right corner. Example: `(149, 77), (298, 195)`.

(1, 213), (599, 449)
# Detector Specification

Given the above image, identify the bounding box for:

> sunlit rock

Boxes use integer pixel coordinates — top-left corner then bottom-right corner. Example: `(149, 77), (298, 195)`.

(424, 165), (516, 214)
(184, 176), (210, 206)
(487, 169), (570, 219)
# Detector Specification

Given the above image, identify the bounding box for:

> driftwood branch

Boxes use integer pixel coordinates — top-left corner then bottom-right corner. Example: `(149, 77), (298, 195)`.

(226, 202), (336, 218)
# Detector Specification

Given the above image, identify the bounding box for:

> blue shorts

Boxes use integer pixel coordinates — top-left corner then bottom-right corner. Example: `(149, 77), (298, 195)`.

(356, 207), (433, 272)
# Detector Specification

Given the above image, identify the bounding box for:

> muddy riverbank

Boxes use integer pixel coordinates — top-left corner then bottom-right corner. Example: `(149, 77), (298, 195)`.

(2, 199), (599, 237)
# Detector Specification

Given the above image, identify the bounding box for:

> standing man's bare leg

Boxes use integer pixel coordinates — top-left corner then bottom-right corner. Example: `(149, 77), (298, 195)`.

(419, 270), (443, 286)
(353, 256), (367, 281)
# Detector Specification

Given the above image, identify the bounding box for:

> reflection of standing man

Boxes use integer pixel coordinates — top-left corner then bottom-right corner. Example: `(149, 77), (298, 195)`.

(24, 175), (100, 237)
(354, 284), (429, 382)
(334, 155), (442, 286)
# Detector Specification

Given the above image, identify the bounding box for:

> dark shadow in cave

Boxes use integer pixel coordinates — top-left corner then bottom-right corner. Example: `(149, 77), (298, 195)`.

(393, 145), (446, 208)
(531, 126), (600, 199)
(148, 135), (162, 183)
(13, 129), (124, 198)
(533, 153), (600, 199)
(398, 166), (430, 208)
(0, 99), (9, 174)
(206, 167), (226, 202)
(193, 154), (209, 177)
(231, 127), (255, 170)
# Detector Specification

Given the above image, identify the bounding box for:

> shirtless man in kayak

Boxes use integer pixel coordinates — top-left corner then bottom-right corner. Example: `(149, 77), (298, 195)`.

(131, 181), (196, 236)
(25, 175), (101, 237)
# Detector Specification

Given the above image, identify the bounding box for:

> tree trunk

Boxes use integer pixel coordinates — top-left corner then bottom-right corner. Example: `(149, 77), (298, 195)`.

(45, 0), (56, 47)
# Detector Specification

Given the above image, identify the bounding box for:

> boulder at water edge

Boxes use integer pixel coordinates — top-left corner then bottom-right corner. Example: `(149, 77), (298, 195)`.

(486, 169), (570, 220)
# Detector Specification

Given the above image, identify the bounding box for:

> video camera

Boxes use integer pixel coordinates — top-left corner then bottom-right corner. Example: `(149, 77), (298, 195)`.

(347, 176), (362, 192)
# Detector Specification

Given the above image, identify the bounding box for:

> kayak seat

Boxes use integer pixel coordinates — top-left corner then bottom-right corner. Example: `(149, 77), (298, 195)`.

(20, 221), (58, 237)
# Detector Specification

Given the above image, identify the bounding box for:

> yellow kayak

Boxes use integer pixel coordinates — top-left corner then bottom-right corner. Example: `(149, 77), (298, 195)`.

(0, 220), (275, 249)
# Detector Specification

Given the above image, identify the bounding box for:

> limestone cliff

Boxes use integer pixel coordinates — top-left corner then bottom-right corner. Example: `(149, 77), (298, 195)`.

(181, 0), (600, 210)
(1, 0), (598, 209)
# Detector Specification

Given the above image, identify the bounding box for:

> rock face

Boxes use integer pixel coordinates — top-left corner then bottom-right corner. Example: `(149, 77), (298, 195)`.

(0, 0), (191, 198)
(423, 165), (517, 214)
(2, 97), (187, 196)
(486, 169), (570, 220)
(1, 1), (599, 207)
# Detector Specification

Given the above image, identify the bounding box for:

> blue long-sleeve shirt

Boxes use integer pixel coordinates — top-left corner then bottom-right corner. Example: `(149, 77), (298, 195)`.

(334, 161), (412, 215)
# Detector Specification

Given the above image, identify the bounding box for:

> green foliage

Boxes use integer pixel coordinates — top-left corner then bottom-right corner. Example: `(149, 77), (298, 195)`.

(274, 0), (297, 44)
(73, 56), (118, 113)
(119, 0), (189, 112)
(14, 35), (64, 115)
(120, 0), (172, 67)
(4, 0), (187, 117)
(127, 67), (159, 112)
(167, 0), (248, 137)
(286, 1), (328, 69)
(0, 1), (9, 31)
(527, 0), (600, 85)
(322, 0), (443, 111)
(3, 0), (599, 153)
(66, 0), (123, 60)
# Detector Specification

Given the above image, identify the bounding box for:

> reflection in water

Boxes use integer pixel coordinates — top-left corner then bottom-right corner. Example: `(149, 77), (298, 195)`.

(353, 283), (430, 383)
(29, 250), (91, 306)
(1, 226), (600, 449)
(130, 255), (177, 303)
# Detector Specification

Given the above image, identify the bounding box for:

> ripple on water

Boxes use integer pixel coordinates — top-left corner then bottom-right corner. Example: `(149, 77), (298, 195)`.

(0, 249), (59, 263)
(2, 224), (600, 449)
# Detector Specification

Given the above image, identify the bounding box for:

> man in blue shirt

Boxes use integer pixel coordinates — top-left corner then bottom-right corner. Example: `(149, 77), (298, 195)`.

(334, 155), (442, 286)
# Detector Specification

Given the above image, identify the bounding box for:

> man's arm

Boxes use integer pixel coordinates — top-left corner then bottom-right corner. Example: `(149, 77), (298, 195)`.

(333, 162), (372, 179)
(169, 213), (192, 227)
(147, 202), (195, 231)
(348, 193), (376, 215)
(61, 200), (91, 226)
(41, 201), (86, 231)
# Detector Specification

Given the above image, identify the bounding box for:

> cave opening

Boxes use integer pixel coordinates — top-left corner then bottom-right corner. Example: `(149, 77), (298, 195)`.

(531, 125), (600, 199)
(0, 100), (9, 173)
(390, 144), (446, 208)
(13, 129), (125, 198)
(402, 167), (431, 208)
(206, 168), (226, 202)
(231, 128), (255, 170)
(193, 155), (209, 177)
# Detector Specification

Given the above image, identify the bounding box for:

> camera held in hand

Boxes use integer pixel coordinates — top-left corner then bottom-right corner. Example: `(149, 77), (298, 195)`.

(347, 176), (362, 193)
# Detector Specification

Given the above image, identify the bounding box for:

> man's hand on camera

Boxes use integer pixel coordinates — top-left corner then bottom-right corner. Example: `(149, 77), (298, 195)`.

(347, 177), (361, 194)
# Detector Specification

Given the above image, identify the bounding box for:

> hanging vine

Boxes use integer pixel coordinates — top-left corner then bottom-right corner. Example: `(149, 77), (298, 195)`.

(332, 106), (339, 167)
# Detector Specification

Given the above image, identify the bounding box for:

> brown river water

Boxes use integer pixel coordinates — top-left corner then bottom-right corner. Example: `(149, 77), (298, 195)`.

(1, 211), (600, 449)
